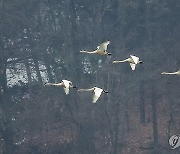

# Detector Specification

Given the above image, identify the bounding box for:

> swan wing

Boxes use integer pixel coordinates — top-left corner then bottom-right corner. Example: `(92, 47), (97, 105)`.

(92, 88), (103, 103)
(62, 80), (71, 95)
(98, 41), (110, 51)
(130, 55), (139, 64)
(63, 88), (69, 95)
(130, 63), (136, 71)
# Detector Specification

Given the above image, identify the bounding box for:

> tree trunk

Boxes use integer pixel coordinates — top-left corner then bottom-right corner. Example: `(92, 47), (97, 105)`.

(32, 54), (43, 85)
(151, 82), (159, 154)
(77, 120), (96, 154)
(68, 0), (81, 81)
(0, 65), (8, 93)
(50, 56), (61, 82)
(43, 54), (54, 83)
(167, 113), (173, 139)
(0, 39), (8, 93)
(125, 108), (130, 132)
(139, 81), (145, 124)
(112, 101), (120, 154)
(0, 92), (14, 154)
(24, 57), (32, 94)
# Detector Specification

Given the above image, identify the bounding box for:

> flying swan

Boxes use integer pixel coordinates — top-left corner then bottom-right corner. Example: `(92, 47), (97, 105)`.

(80, 41), (111, 56)
(45, 80), (77, 95)
(78, 87), (109, 103)
(112, 55), (143, 70)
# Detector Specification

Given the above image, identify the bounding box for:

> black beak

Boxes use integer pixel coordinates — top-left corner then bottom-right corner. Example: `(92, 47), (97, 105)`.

(73, 85), (78, 89)
(107, 53), (111, 56)
(139, 61), (143, 64)
(104, 90), (109, 93)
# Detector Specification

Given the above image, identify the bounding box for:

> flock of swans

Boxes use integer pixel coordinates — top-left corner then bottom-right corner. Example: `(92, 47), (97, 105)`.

(45, 41), (179, 103)
(45, 80), (108, 103)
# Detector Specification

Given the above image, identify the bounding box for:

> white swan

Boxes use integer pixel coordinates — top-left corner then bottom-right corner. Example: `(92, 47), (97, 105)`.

(78, 87), (109, 103)
(45, 80), (77, 95)
(112, 55), (143, 70)
(161, 69), (180, 75)
(80, 41), (111, 56)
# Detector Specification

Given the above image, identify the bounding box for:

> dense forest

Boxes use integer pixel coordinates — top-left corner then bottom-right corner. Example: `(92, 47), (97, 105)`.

(0, 0), (180, 153)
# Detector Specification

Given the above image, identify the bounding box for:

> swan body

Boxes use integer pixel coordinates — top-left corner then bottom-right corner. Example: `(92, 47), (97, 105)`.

(80, 41), (111, 56)
(161, 69), (180, 75)
(78, 87), (108, 103)
(45, 80), (77, 95)
(112, 55), (143, 70)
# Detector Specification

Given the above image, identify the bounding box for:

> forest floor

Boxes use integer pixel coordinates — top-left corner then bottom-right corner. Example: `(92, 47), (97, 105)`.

(121, 100), (180, 154)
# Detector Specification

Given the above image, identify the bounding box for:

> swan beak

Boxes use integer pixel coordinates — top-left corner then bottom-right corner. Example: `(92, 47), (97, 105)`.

(107, 53), (111, 56)
(139, 61), (143, 64)
(73, 85), (78, 89)
(104, 91), (109, 93)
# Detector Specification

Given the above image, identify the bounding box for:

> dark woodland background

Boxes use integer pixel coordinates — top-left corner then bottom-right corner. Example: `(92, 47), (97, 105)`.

(0, 0), (180, 153)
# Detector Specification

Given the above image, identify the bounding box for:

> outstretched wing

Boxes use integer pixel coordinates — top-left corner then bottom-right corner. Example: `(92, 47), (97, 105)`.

(130, 63), (136, 71)
(97, 41), (110, 51)
(92, 88), (103, 103)
(62, 80), (71, 95)
(130, 55), (139, 64)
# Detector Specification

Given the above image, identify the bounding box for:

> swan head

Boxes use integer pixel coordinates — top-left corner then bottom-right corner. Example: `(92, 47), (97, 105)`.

(107, 52), (111, 56)
(103, 90), (109, 93)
